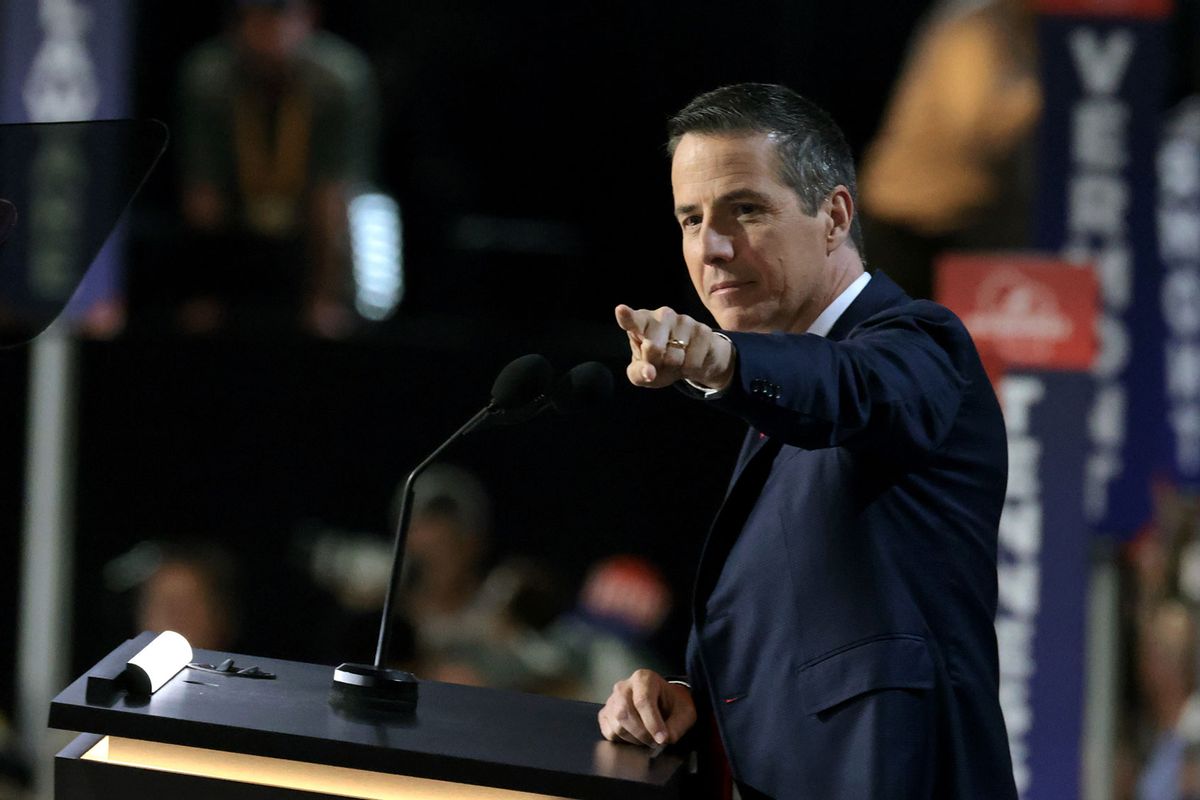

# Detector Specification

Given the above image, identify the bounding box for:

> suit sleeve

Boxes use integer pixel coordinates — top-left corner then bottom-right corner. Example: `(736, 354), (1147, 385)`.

(710, 301), (972, 462)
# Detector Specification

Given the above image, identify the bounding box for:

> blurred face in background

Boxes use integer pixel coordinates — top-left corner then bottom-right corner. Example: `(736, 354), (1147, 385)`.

(137, 560), (233, 651)
(403, 512), (484, 613)
(236, 2), (315, 76)
(1136, 602), (1197, 728)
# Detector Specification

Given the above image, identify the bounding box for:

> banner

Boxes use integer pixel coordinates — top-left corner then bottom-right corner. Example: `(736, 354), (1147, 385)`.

(1034, 1), (1172, 531)
(1157, 98), (1200, 489)
(996, 372), (1093, 800)
(938, 259), (1097, 799)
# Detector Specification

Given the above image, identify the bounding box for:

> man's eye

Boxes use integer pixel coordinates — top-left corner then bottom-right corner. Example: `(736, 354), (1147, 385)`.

(735, 204), (759, 216)
(681, 215), (701, 228)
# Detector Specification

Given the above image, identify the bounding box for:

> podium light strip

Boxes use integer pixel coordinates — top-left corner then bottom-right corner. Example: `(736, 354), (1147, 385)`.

(81, 736), (570, 800)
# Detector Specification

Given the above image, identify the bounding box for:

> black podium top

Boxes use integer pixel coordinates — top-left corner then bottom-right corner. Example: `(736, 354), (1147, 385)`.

(50, 634), (686, 800)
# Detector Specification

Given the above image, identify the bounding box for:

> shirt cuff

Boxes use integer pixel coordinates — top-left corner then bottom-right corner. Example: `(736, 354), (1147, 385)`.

(683, 332), (733, 398)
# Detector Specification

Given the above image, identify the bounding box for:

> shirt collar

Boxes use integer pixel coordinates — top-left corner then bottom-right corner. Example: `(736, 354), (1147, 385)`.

(806, 272), (871, 338)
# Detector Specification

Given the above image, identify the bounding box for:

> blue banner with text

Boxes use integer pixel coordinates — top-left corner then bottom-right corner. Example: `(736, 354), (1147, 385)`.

(997, 371), (1093, 800)
(1035, 10), (1171, 532)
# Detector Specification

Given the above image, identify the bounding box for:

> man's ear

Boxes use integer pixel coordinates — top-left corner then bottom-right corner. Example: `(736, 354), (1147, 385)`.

(825, 186), (854, 253)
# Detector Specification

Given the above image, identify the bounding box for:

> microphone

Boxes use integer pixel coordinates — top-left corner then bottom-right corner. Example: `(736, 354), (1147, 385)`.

(552, 361), (613, 414)
(331, 353), (554, 711)
(484, 361), (614, 427)
(490, 352), (555, 410)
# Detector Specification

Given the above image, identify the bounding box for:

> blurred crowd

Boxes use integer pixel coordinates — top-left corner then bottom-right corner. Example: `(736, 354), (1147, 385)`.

(95, 464), (678, 705)
(0, 464), (679, 798)
(1118, 489), (1200, 800)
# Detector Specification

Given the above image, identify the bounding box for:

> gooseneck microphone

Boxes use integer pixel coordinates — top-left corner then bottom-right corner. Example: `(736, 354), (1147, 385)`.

(483, 360), (614, 428)
(551, 361), (614, 414)
(331, 353), (553, 710)
(330, 354), (609, 712)
(372, 354), (552, 666)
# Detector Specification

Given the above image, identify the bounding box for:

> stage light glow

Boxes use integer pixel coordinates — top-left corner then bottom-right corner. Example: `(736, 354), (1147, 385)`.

(350, 192), (403, 321)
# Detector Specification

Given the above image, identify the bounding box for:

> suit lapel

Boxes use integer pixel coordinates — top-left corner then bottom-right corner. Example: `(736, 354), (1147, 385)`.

(692, 434), (784, 618)
(726, 428), (769, 494)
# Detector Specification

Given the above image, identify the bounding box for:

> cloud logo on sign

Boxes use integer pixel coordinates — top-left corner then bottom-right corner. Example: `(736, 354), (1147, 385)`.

(963, 270), (1075, 364)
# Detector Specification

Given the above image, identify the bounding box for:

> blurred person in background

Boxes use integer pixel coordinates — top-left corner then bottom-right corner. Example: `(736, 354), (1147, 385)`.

(1135, 600), (1200, 800)
(108, 540), (243, 651)
(395, 468), (583, 693)
(397, 465), (492, 663)
(296, 524), (417, 669)
(858, 0), (1041, 300)
(548, 555), (672, 703)
(424, 557), (573, 693)
(176, 0), (377, 337)
(1117, 492), (1200, 799)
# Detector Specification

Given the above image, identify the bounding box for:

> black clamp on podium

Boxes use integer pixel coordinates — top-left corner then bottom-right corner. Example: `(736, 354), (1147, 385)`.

(50, 633), (688, 799)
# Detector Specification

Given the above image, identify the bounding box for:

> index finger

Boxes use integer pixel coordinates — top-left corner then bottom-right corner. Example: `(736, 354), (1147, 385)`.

(631, 681), (668, 745)
(615, 304), (648, 338)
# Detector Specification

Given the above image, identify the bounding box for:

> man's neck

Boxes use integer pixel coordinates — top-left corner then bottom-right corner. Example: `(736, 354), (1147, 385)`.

(796, 250), (865, 333)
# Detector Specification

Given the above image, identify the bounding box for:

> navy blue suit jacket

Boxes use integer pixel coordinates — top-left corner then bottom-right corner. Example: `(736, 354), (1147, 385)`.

(684, 272), (1016, 799)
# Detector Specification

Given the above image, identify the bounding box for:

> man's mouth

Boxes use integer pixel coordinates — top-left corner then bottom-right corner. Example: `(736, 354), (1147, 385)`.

(710, 280), (751, 296)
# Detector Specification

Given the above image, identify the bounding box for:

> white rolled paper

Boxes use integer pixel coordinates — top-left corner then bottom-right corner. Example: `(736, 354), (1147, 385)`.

(125, 631), (193, 695)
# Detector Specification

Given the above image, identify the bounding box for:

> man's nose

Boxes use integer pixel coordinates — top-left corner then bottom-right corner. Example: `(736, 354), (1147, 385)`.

(700, 223), (734, 264)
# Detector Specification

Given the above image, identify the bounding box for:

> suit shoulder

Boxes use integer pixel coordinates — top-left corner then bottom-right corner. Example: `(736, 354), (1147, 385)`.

(851, 297), (974, 345)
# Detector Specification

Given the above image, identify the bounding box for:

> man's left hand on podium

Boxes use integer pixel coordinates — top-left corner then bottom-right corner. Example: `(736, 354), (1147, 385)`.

(597, 669), (697, 749)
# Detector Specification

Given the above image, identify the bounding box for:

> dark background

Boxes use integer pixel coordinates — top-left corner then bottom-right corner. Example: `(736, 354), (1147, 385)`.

(1, 0), (940, 719)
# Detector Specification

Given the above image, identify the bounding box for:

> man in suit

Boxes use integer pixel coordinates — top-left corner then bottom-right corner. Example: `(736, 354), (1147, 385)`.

(597, 83), (1017, 799)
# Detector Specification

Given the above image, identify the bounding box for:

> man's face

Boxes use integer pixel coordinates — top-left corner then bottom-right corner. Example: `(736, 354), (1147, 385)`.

(671, 132), (834, 334)
(237, 5), (313, 73)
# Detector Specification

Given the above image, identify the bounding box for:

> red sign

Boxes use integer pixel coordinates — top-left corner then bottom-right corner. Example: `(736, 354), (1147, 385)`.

(1035, 0), (1172, 19)
(935, 253), (1099, 381)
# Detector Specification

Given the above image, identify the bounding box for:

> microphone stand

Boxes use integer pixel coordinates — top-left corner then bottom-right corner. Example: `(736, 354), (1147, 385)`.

(330, 404), (494, 711)
(374, 406), (492, 669)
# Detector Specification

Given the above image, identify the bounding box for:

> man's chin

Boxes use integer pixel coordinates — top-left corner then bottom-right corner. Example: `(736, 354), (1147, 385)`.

(713, 312), (770, 334)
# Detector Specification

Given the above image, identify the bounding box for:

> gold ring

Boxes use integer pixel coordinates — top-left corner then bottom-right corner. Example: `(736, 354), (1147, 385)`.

(667, 338), (688, 351)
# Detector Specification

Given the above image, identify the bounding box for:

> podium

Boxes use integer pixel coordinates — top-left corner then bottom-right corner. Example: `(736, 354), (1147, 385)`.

(49, 634), (689, 799)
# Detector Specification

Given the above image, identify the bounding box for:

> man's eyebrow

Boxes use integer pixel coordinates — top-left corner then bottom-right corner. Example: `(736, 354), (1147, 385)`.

(719, 188), (772, 206)
(673, 189), (773, 218)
